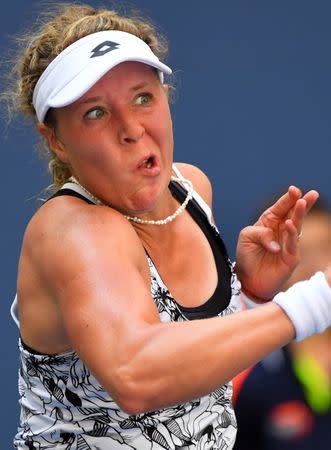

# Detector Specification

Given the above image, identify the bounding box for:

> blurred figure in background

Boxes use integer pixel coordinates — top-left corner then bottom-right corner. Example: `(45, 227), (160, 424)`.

(233, 198), (331, 450)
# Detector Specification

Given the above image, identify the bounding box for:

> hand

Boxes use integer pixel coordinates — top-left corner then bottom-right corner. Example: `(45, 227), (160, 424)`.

(235, 186), (319, 299)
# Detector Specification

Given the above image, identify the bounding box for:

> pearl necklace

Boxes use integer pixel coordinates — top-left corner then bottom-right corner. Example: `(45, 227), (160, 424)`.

(68, 175), (194, 225)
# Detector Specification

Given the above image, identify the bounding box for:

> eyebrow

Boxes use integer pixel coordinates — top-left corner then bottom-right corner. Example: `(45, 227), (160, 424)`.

(80, 82), (151, 105)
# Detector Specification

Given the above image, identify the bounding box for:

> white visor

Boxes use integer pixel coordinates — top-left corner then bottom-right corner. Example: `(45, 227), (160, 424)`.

(32, 30), (172, 122)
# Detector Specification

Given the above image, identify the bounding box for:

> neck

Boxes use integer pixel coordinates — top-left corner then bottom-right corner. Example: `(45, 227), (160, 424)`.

(67, 175), (194, 226)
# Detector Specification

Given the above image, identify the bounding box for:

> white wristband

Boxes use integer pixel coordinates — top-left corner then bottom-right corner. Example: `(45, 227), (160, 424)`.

(273, 271), (331, 341)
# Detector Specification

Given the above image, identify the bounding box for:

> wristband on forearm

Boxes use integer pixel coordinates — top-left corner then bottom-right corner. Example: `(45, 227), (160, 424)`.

(240, 287), (272, 304)
(234, 263), (272, 304)
(273, 272), (331, 341)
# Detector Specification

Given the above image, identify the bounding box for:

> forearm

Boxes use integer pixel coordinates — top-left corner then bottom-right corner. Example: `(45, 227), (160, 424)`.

(113, 302), (293, 414)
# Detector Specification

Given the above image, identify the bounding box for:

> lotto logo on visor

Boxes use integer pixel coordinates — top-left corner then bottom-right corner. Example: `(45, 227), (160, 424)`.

(32, 30), (172, 122)
(90, 41), (120, 58)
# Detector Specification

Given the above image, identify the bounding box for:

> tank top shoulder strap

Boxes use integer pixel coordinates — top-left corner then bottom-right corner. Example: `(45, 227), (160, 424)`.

(47, 183), (95, 205)
(172, 164), (213, 224)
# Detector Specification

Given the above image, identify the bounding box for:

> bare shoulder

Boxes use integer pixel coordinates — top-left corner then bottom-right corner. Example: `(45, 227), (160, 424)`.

(174, 162), (213, 207)
(21, 195), (147, 289)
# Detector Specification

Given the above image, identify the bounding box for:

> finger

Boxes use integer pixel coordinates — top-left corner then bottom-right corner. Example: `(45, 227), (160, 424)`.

(302, 190), (319, 213)
(289, 190), (319, 232)
(284, 218), (300, 256)
(258, 186), (302, 224)
(288, 198), (307, 231)
(242, 225), (281, 253)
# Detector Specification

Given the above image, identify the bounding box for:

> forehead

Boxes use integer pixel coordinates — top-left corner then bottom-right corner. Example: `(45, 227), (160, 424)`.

(52, 61), (161, 119)
(82, 61), (159, 95)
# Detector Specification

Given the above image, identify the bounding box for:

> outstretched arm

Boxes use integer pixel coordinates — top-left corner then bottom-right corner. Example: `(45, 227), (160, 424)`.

(22, 186), (329, 417)
(235, 186), (319, 300)
(34, 204), (295, 415)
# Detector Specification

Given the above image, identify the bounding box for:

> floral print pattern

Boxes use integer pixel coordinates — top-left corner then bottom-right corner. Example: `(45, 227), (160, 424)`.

(13, 186), (242, 449)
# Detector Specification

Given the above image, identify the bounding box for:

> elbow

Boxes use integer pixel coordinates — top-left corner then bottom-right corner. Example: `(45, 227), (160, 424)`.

(117, 397), (150, 416)
(110, 365), (159, 415)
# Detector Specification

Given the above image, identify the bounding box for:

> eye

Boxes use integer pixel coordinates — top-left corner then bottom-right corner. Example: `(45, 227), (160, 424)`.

(135, 93), (153, 105)
(84, 107), (105, 120)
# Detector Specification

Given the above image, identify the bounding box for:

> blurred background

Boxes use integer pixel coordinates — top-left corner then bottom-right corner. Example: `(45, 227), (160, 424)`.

(233, 198), (331, 450)
(1, 1), (331, 447)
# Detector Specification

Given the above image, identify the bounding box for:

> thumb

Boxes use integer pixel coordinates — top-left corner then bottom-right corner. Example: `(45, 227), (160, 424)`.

(240, 225), (281, 253)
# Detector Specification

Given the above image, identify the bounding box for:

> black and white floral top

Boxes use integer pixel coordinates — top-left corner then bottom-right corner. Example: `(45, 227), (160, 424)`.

(11, 166), (242, 449)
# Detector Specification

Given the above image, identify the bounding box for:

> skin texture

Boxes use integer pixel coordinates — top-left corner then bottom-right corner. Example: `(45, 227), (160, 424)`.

(17, 61), (329, 415)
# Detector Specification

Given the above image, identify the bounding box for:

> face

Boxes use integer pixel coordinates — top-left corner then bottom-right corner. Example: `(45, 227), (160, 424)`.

(40, 61), (174, 216)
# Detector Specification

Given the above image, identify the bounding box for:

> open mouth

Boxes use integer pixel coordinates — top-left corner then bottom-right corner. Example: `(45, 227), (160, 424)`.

(141, 156), (154, 169)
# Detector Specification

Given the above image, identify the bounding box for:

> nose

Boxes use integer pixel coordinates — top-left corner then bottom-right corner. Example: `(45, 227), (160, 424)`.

(117, 110), (145, 145)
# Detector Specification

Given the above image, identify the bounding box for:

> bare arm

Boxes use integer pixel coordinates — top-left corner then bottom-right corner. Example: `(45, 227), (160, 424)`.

(36, 204), (296, 415)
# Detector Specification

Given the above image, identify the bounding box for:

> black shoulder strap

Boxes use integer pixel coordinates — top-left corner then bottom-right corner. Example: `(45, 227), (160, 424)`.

(169, 179), (232, 319)
(169, 180), (230, 261)
(47, 188), (94, 205)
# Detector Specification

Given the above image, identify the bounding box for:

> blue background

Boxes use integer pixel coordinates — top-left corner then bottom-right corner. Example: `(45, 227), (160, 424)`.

(1, 1), (331, 447)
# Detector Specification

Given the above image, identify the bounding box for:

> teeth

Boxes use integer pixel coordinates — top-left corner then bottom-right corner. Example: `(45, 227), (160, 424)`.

(142, 157), (152, 168)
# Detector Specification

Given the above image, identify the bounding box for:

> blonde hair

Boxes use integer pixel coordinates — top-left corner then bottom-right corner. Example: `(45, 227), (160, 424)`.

(3, 2), (169, 188)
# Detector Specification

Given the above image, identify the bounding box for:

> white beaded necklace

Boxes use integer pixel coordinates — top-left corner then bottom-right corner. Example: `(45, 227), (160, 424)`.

(68, 175), (194, 225)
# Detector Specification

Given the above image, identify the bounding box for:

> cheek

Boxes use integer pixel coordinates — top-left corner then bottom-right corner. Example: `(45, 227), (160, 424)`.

(60, 133), (108, 170)
(59, 121), (100, 156)
(154, 106), (173, 149)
